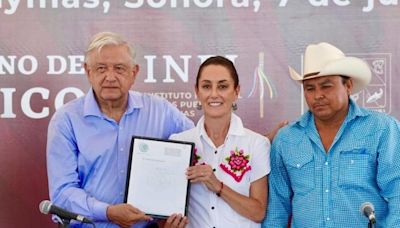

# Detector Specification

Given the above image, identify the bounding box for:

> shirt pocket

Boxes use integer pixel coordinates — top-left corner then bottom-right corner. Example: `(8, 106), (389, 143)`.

(285, 152), (315, 195)
(338, 149), (372, 188)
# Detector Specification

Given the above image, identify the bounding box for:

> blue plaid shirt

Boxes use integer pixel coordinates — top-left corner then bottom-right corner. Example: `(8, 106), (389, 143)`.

(263, 99), (400, 228)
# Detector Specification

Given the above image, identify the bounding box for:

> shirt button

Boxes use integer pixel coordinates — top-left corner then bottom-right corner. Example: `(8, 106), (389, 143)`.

(214, 150), (217, 154)
(211, 206), (215, 210)
(326, 217), (330, 221)
(325, 162), (328, 165)
(350, 160), (354, 164)
(121, 170), (124, 173)
(120, 148), (124, 151)
(325, 189), (329, 193)
(296, 164), (300, 168)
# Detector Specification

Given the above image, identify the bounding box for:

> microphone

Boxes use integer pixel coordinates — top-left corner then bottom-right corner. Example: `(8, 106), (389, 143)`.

(360, 202), (376, 224)
(39, 200), (93, 224)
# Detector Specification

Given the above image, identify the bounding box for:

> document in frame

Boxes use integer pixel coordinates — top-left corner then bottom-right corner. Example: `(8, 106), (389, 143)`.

(124, 136), (194, 219)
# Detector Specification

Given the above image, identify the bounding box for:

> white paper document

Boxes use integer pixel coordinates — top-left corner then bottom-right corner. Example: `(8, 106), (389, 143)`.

(125, 136), (194, 218)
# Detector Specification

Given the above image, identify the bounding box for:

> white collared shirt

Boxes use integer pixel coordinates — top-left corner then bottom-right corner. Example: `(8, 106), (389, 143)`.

(170, 113), (271, 228)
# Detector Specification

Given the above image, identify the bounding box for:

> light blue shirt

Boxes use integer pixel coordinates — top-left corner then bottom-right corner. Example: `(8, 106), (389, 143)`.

(47, 89), (194, 228)
(263, 99), (400, 228)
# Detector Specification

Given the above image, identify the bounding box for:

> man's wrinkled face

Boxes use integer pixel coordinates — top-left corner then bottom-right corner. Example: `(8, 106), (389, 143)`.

(85, 45), (138, 104)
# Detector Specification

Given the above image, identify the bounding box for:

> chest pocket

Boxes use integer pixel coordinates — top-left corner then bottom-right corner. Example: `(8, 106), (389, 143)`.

(338, 149), (372, 188)
(285, 152), (315, 195)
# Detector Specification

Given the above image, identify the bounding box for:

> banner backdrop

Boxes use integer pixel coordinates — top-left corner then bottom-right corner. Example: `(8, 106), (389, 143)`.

(1, 1), (399, 227)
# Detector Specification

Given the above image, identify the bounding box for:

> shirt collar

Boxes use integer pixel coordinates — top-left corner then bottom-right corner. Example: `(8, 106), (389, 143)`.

(197, 113), (245, 138)
(83, 89), (143, 117)
(344, 98), (368, 123)
(126, 91), (144, 114)
(296, 98), (369, 128)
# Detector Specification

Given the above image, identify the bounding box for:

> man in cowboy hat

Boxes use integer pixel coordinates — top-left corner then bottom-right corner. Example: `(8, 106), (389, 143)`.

(262, 42), (400, 227)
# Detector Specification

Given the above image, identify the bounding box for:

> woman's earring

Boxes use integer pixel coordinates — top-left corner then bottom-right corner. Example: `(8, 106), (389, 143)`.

(196, 103), (202, 110)
(232, 103), (238, 111)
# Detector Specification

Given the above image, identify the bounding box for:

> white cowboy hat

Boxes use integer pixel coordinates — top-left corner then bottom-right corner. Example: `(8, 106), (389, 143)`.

(289, 42), (372, 94)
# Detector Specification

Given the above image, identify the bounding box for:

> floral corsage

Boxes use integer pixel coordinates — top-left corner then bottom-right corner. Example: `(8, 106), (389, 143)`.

(220, 147), (251, 182)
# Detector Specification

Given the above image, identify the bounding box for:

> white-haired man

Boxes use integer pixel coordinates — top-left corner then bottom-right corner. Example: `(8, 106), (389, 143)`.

(263, 42), (400, 227)
(47, 32), (193, 227)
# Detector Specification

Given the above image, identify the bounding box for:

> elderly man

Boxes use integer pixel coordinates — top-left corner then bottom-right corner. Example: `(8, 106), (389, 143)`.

(46, 32), (194, 227)
(263, 42), (400, 227)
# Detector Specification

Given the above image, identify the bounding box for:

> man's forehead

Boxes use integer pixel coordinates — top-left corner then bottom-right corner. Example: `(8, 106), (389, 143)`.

(303, 75), (342, 85)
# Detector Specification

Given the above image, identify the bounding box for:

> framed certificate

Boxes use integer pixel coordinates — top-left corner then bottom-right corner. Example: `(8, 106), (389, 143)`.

(124, 136), (194, 219)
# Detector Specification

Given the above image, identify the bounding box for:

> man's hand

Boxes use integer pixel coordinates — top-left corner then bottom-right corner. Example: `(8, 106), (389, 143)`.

(107, 204), (152, 228)
(265, 120), (288, 142)
(164, 214), (188, 228)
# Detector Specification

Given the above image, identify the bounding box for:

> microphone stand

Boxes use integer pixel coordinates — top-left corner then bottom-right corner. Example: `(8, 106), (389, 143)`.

(56, 217), (96, 228)
(57, 217), (96, 228)
(57, 218), (71, 228)
(368, 220), (376, 228)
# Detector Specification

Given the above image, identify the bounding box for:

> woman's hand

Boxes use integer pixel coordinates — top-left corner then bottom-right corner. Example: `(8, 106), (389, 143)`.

(186, 164), (222, 193)
(163, 214), (188, 228)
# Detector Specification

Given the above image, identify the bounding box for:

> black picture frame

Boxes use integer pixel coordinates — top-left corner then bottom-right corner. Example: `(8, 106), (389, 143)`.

(124, 136), (194, 219)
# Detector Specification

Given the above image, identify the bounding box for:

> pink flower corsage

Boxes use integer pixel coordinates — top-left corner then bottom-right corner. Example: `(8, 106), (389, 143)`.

(192, 148), (205, 166)
(220, 147), (251, 182)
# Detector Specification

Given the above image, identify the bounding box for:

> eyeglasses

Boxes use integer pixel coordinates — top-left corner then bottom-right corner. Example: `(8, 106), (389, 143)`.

(90, 64), (132, 75)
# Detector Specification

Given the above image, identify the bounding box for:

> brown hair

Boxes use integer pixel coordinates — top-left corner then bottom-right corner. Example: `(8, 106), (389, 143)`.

(195, 56), (239, 89)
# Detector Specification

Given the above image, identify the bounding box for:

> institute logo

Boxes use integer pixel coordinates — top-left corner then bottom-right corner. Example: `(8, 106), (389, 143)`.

(138, 142), (149, 153)
(350, 53), (392, 113)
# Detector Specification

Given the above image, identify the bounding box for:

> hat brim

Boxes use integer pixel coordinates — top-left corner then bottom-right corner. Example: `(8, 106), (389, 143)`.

(289, 57), (371, 94)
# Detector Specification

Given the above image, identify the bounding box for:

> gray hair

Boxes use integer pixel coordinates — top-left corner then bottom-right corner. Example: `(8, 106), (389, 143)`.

(84, 32), (136, 64)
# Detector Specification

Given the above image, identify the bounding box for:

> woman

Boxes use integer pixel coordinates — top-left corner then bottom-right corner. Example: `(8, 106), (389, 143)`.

(169, 56), (271, 228)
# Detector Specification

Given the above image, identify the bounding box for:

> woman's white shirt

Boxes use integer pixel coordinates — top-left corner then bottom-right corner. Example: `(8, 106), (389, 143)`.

(170, 113), (271, 228)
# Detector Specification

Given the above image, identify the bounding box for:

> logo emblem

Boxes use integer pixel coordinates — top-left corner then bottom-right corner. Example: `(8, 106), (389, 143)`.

(138, 142), (149, 153)
(351, 53), (392, 113)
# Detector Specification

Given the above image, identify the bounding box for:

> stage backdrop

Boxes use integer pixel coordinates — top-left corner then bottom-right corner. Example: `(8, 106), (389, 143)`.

(1, 1), (399, 227)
